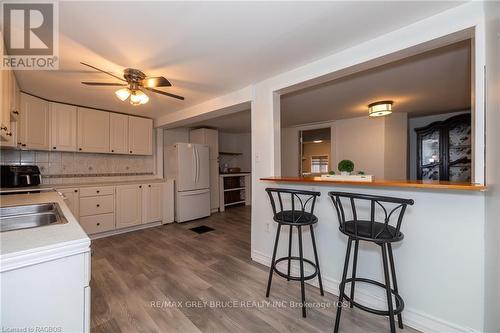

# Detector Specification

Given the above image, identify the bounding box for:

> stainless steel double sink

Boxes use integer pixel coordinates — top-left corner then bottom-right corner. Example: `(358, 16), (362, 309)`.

(0, 203), (68, 232)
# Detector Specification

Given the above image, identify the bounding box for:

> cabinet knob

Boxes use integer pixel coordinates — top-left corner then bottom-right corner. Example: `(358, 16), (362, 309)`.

(96, 190), (100, 193)
(53, 146), (57, 150)
(12, 111), (19, 115)
(21, 144), (26, 147)
(96, 223), (100, 226)
(79, 148), (82, 151)
(0, 125), (7, 131)
(139, 185), (142, 188)
(130, 150), (133, 154)
(111, 149), (114, 152)
(96, 204), (100, 207)
(148, 185), (151, 187)
(74, 189), (78, 193)
(6, 132), (12, 136)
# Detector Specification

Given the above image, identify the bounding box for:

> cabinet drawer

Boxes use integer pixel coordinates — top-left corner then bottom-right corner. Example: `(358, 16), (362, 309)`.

(79, 186), (114, 197)
(79, 213), (115, 234)
(79, 195), (114, 216)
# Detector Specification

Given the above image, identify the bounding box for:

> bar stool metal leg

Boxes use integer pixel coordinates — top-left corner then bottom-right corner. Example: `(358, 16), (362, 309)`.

(297, 225), (307, 318)
(350, 240), (359, 308)
(334, 238), (353, 333)
(309, 225), (324, 296)
(388, 243), (403, 329)
(266, 223), (282, 298)
(381, 243), (396, 333)
(287, 225), (293, 281)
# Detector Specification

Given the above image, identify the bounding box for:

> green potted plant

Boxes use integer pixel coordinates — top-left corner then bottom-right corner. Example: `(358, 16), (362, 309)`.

(338, 160), (354, 176)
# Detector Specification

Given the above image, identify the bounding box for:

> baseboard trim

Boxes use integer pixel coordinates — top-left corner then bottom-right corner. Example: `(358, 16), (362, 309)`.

(251, 250), (480, 333)
(90, 221), (163, 240)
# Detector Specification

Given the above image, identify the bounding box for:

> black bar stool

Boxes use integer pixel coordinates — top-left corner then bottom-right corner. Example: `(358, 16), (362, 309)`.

(328, 191), (414, 333)
(265, 188), (324, 318)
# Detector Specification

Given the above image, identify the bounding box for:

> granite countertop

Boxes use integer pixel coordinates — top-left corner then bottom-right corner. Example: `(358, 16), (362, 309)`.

(0, 191), (90, 272)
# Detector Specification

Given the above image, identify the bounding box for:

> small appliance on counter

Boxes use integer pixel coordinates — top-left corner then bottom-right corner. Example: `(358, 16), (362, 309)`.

(1, 165), (42, 188)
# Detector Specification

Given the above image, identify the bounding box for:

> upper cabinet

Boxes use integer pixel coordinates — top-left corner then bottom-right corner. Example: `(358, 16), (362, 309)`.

(77, 107), (110, 153)
(1, 69), (20, 142)
(190, 128), (218, 160)
(50, 103), (77, 152)
(109, 113), (128, 154)
(19, 93), (50, 150)
(128, 116), (152, 155)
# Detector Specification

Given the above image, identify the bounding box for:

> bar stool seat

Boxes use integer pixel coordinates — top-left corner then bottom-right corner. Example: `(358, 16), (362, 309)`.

(342, 220), (404, 242)
(265, 188), (324, 318)
(274, 210), (318, 225)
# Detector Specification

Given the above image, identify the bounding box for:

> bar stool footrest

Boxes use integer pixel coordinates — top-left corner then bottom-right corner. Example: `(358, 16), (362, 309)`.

(273, 256), (318, 281)
(340, 277), (404, 315)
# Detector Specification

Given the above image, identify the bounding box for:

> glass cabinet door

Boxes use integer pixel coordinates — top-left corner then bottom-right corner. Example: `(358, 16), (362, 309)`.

(448, 121), (471, 182)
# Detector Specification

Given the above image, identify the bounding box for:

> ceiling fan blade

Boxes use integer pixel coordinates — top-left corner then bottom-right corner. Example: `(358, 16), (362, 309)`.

(145, 87), (184, 100)
(142, 76), (171, 87)
(82, 81), (127, 86)
(80, 62), (126, 82)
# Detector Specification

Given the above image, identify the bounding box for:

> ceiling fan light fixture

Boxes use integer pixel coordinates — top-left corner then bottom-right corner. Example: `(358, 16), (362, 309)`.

(115, 88), (131, 101)
(368, 100), (393, 117)
(130, 90), (149, 105)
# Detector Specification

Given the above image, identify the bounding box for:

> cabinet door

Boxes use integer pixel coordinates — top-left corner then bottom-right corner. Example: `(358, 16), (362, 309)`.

(116, 184), (142, 228)
(50, 103), (77, 151)
(19, 93), (50, 150)
(57, 188), (80, 219)
(0, 68), (10, 138)
(128, 116), (152, 155)
(109, 113), (128, 154)
(205, 129), (219, 160)
(142, 183), (163, 223)
(77, 108), (110, 153)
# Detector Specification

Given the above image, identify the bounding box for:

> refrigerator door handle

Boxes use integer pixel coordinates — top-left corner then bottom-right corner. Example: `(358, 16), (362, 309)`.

(196, 147), (200, 183)
(192, 147), (196, 183)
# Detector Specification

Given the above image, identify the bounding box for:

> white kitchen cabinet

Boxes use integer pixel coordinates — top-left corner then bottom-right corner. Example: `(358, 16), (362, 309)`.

(189, 128), (220, 211)
(50, 103), (77, 151)
(142, 183), (163, 223)
(116, 184), (143, 228)
(0, 67), (11, 140)
(57, 188), (80, 219)
(109, 112), (129, 154)
(77, 107), (110, 153)
(128, 116), (152, 155)
(19, 93), (50, 150)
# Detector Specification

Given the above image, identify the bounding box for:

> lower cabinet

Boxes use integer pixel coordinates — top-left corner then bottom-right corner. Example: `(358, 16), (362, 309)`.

(116, 184), (143, 228)
(58, 180), (174, 236)
(142, 183), (163, 223)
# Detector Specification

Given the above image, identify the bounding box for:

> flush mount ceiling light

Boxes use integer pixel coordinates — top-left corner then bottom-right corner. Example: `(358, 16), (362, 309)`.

(313, 140), (323, 143)
(368, 101), (393, 117)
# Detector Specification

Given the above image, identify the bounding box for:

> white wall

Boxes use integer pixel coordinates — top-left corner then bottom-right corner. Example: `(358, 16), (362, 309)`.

(483, 1), (500, 332)
(334, 116), (386, 178)
(408, 110), (470, 180)
(219, 132), (252, 172)
(281, 114), (407, 179)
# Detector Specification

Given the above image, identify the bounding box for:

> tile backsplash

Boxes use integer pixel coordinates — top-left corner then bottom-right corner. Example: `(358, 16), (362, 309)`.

(0, 150), (156, 184)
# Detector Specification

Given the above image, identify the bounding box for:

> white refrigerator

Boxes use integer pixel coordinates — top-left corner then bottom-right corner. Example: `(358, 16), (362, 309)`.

(166, 143), (211, 222)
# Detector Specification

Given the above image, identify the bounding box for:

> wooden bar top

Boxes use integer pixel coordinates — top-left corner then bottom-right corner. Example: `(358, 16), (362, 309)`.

(260, 176), (486, 191)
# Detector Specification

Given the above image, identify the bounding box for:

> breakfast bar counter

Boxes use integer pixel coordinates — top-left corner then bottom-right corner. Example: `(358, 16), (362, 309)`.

(260, 176), (486, 191)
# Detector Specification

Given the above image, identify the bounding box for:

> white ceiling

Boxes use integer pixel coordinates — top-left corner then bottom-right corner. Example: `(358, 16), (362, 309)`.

(14, 1), (464, 119)
(281, 40), (471, 127)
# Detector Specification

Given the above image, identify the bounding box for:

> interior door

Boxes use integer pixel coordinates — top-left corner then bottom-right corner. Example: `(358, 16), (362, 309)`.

(176, 143), (197, 191)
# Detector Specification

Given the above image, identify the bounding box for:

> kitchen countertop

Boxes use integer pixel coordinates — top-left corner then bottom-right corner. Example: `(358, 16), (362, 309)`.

(0, 178), (170, 194)
(0, 191), (90, 272)
(260, 176), (486, 191)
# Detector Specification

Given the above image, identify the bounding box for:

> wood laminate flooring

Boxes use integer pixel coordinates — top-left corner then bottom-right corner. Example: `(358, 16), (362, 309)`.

(91, 206), (419, 333)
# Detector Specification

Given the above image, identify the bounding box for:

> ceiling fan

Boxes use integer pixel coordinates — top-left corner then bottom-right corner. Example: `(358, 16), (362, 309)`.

(80, 62), (184, 106)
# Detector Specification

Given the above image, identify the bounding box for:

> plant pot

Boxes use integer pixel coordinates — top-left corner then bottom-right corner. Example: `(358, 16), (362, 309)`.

(340, 171), (351, 176)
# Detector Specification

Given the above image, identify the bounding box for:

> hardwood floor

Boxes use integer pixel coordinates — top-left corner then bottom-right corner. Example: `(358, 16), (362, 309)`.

(91, 206), (418, 333)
